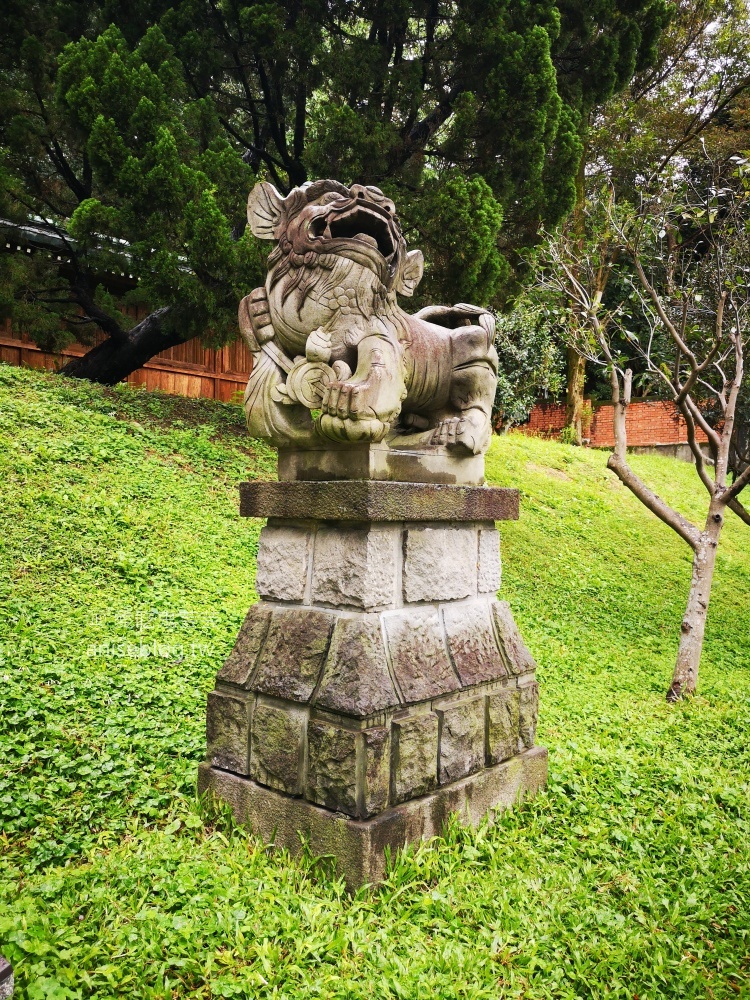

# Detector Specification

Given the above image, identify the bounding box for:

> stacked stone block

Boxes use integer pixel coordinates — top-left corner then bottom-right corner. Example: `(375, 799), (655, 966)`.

(199, 482), (546, 884)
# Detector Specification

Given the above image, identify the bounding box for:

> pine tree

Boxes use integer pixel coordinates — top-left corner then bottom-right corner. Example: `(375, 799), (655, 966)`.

(0, 1), (669, 384)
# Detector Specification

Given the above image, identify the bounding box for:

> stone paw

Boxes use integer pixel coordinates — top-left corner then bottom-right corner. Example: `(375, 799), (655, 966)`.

(315, 413), (390, 443)
(430, 411), (491, 454)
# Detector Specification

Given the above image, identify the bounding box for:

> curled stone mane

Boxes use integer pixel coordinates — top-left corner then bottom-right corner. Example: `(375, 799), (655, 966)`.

(275, 179), (353, 235)
(267, 179), (390, 316)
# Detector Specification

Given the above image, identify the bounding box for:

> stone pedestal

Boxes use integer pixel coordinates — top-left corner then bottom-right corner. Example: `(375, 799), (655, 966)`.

(199, 478), (547, 888)
(0, 956), (13, 1000)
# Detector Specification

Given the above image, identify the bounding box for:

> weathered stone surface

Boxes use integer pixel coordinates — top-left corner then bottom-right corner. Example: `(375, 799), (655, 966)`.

(392, 713), (439, 804)
(199, 745), (548, 890)
(478, 528), (502, 594)
(306, 722), (358, 815)
(491, 600), (538, 676)
(312, 526), (397, 610)
(0, 955), (13, 1000)
(255, 524), (310, 601)
(240, 481), (520, 522)
(383, 608), (459, 702)
(278, 443), (485, 486)
(217, 604), (272, 686)
(519, 681), (539, 749)
(206, 691), (251, 775)
(442, 601), (507, 686)
(253, 609), (335, 703)
(241, 180), (500, 460)
(250, 702), (306, 794)
(487, 688), (520, 765)
(361, 727), (390, 818)
(315, 615), (400, 717)
(438, 699), (485, 784)
(402, 527), (477, 602)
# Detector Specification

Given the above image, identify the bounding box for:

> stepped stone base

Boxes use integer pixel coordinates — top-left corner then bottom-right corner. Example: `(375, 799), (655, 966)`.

(199, 746), (547, 888)
(277, 441), (486, 486)
(201, 480), (545, 887)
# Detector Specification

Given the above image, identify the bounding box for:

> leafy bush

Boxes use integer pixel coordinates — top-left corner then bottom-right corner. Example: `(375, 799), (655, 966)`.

(493, 303), (564, 428)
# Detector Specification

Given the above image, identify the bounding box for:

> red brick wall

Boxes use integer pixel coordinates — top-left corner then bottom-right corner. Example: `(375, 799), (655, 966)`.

(525, 400), (708, 448)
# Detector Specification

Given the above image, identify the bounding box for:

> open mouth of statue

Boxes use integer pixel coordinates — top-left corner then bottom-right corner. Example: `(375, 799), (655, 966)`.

(326, 206), (395, 258)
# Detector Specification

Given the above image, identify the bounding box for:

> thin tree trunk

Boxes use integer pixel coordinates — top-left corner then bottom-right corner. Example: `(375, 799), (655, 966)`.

(563, 144), (588, 445)
(565, 347), (585, 444)
(667, 502), (723, 701)
(59, 308), (187, 385)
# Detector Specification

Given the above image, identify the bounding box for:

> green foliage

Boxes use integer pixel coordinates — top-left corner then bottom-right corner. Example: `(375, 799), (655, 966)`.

(492, 302), (565, 427)
(1, 365), (749, 998)
(0, 0), (672, 378)
(0, 12), (266, 364)
(396, 171), (507, 308)
(0, 253), (76, 352)
(57, 25), (264, 343)
(559, 424), (580, 446)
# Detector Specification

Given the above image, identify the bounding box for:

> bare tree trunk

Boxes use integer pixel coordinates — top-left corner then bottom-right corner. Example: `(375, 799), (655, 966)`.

(59, 308), (189, 385)
(563, 148), (589, 445)
(564, 348), (585, 444)
(667, 502), (723, 701)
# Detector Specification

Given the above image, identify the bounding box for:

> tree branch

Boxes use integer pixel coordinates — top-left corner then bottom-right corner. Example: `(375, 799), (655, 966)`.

(633, 257), (697, 364)
(70, 280), (126, 342)
(607, 451), (701, 549)
(727, 497), (750, 526)
(724, 462), (750, 501)
(684, 395), (721, 460)
(654, 73), (750, 177)
(678, 398), (716, 496)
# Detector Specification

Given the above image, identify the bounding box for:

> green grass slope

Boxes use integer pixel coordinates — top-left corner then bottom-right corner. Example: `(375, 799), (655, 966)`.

(1, 364), (748, 1000)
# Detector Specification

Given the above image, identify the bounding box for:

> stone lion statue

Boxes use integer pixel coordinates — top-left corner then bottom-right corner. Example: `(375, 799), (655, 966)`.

(239, 179), (498, 455)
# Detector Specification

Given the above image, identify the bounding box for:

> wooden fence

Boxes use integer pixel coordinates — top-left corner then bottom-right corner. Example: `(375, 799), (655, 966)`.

(0, 314), (711, 453)
(0, 312), (254, 403)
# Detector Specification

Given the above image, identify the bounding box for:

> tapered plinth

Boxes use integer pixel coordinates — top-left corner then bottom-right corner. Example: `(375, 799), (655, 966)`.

(199, 480), (546, 888)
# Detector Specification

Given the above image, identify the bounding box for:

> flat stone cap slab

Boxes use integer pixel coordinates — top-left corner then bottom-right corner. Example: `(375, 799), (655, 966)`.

(240, 480), (519, 522)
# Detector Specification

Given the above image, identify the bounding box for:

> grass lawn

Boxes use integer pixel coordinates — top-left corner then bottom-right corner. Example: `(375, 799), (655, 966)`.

(1, 363), (748, 999)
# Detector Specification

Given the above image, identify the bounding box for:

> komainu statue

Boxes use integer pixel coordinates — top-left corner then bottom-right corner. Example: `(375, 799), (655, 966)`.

(239, 179), (498, 455)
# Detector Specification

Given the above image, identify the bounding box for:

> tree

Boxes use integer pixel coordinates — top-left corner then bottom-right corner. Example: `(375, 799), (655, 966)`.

(0, 0), (669, 384)
(538, 162), (750, 700)
(0, 15), (264, 383)
(560, 0), (750, 441)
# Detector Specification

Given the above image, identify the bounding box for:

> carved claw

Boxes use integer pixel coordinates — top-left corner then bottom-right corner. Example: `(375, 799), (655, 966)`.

(429, 411), (491, 454)
(315, 413), (390, 443)
(320, 377), (400, 424)
(430, 417), (464, 448)
(321, 380), (362, 420)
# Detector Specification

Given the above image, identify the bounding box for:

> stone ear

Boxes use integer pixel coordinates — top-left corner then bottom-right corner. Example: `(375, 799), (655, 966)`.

(247, 182), (285, 239)
(396, 249), (424, 297)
